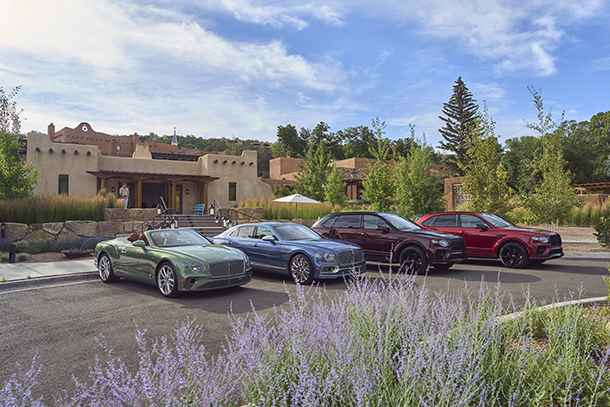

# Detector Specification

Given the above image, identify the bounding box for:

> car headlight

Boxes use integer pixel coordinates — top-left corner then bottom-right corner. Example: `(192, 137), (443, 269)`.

(315, 252), (336, 262)
(190, 262), (205, 273)
(431, 239), (450, 247)
(532, 236), (549, 243)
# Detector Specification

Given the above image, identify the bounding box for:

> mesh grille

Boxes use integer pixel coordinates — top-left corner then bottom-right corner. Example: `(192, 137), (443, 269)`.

(203, 275), (250, 289)
(451, 238), (466, 251)
(209, 260), (245, 278)
(337, 248), (364, 265)
(550, 235), (562, 246)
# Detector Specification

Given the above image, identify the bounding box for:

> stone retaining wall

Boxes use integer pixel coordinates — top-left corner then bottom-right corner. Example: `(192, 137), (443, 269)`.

(2, 209), (158, 243)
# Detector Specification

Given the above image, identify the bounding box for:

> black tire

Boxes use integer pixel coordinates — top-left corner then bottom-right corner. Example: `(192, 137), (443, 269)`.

(399, 246), (428, 274)
(157, 262), (179, 297)
(432, 263), (453, 271)
(289, 254), (314, 284)
(98, 253), (119, 283)
(499, 242), (529, 268)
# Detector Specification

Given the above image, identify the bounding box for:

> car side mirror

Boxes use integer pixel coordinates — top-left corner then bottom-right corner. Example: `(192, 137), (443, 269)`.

(262, 235), (276, 242)
(133, 240), (146, 247)
(476, 223), (489, 231)
(376, 225), (389, 233)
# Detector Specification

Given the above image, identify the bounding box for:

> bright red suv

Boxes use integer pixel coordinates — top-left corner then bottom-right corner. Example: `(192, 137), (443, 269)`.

(416, 212), (563, 268)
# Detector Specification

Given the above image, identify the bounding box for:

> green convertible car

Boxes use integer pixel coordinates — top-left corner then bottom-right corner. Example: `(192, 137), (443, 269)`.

(94, 228), (252, 297)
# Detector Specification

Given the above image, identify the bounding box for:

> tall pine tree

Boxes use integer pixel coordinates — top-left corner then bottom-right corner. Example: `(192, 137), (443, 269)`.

(438, 77), (478, 175)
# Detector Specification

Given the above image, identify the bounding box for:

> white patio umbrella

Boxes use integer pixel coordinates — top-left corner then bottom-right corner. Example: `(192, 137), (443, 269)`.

(273, 193), (321, 220)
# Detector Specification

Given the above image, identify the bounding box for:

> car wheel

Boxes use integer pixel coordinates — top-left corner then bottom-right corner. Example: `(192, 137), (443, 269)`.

(289, 254), (314, 284)
(157, 262), (179, 297)
(432, 263), (452, 271)
(98, 253), (119, 283)
(499, 242), (529, 268)
(399, 246), (428, 274)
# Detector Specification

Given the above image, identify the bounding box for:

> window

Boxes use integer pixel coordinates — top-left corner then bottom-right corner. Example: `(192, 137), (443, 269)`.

(460, 214), (482, 228)
(363, 215), (387, 230)
(58, 175), (69, 195)
(255, 226), (275, 239)
(229, 182), (236, 201)
(333, 214), (361, 228)
(431, 214), (458, 227)
(235, 226), (256, 238)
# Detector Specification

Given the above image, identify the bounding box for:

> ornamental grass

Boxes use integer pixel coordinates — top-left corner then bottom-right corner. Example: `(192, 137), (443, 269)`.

(2, 273), (609, 406)
(0, 194), (107, 224)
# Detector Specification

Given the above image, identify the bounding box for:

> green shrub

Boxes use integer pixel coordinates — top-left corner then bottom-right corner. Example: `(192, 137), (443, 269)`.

(594, 216), (610, 247)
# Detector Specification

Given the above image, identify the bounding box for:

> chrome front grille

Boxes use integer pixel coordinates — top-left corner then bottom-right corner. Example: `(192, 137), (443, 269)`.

(209, 260), (245, 278)
(337, 248), (364, 265)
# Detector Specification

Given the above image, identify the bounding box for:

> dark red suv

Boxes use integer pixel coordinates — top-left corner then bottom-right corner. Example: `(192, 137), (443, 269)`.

(416, 212), (563, 268)
(311, 212), (467, 273)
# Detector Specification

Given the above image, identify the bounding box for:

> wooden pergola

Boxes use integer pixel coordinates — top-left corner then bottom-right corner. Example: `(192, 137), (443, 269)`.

(87, 170), (219, 212)
(573, 182), (610, 195)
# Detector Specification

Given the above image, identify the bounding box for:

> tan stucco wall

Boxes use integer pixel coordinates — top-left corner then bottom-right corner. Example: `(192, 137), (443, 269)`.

(203, 151), (273, 208)
(27, 132), (100, 195)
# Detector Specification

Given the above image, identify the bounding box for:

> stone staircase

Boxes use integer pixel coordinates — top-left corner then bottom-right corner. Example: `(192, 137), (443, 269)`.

(173, 214), (227, 237)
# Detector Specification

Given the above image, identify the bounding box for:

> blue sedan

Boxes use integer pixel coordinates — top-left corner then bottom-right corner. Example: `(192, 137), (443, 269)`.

(213, 222), (366, 284)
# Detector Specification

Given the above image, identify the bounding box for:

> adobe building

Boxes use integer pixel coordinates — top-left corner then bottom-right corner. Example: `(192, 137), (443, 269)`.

(26, 123), (273, 213)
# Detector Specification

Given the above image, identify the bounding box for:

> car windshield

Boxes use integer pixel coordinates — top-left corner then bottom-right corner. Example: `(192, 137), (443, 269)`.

(479, 213), (513, 228)
(149, 229), (211, 247)
(274, 224), (323, 241)
(380, 213), (422, 231)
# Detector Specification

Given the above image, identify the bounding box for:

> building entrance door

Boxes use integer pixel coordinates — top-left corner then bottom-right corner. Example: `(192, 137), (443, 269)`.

(141, 183), (167, 209)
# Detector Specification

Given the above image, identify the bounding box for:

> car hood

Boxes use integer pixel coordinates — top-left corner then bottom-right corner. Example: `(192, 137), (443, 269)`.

(286, 239), (360, 252)
(496, 226), (558, 236)
(408, 229), (461, 239)
(162, 244), (245, 261)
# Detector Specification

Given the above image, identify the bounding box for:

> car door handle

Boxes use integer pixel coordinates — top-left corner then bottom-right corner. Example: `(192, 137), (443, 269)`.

(252, 243), (258, 247)
(120, 250), (126, 254)
(360, 232), (368, 236)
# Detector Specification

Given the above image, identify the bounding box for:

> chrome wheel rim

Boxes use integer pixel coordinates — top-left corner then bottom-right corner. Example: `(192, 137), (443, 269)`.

(290, 255), (311, 283)
(98, 255), (110, 281)
(158, 264), (175, 295)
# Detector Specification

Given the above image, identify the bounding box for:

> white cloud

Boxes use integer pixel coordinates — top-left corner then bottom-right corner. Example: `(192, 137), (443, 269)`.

(347, 0), (604, 77)
(191, 0), (345, 29)
(590, 57), (610, 71)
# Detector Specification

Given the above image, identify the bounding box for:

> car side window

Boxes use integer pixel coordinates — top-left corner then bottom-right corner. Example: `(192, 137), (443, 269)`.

(460, 214), (482, 228)
(236, 226), (256, 238)
(255, 226), (275, 239)
(363, 215), (386, 230)
(421, 217), (435, 226)
(333, 214), (361, 228)
(432, 214), (458, 227)
(320, 217), (336, 227)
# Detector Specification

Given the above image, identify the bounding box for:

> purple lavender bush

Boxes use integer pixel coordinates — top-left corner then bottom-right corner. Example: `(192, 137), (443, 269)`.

(2, 272), (610, 406)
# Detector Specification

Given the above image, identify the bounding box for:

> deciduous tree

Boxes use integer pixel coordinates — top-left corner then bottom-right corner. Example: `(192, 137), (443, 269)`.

(323, 163), (347, 206)
(459, 108), (513, 219)
(291, 141), (331, 202)
(361, 118), (395, 211)
(519, 87), (580, 229)
(394, 125), (445, 219)
(0, 86), (39, 199)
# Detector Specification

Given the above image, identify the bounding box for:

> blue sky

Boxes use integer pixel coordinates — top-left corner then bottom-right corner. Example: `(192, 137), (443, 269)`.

(1, 0), (609, 151)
